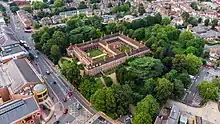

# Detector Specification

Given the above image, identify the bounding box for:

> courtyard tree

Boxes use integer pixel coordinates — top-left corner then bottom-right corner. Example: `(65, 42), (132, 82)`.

(128, 57), (164, 80)
(155, 78), (173, 102)
(185, 54), (202, 75)
(197, 81), (219, 101)
(212, 78), (220, 89)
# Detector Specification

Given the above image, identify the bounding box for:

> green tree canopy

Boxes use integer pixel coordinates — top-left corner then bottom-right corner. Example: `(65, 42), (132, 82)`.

(32, 1), (48, 10)
(185, 54), (202, 75)
(197, 81), (219, 101)
(155, 78), (173, 102)
(128, 57), (164, 80)
(53, 0), (64, 7)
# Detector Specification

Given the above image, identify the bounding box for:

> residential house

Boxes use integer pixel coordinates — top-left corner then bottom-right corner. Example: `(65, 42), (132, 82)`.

(40, 17), (52, 26)
(42, 8), (51, 14)
(33, 9), (41, 16)
(59, 10), (77, 19)
(51, 15), (62, 24)
(171, 17), (184, 25)
(210, 48), (220, 61)
(16, 10), (33, 28)
(64, 2), (78, 8)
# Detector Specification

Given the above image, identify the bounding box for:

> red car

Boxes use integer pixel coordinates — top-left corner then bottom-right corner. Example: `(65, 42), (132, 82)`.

(63, 109), (68, 114)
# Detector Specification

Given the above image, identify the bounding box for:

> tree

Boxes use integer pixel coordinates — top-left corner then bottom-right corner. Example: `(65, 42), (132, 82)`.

(89, 0), (101, 4)
(133, 112), (152, 124)
(138, 3), (145, 16)
(90, 88), (107, 112)
(179, 31), (194, 47)
(79, 78), (103, 100)
(189, 18), (198, 26)
(197, 81), (219, 101)
(144, 78), (156, 95)
(185, 54), (202, 75)
(177, 72), (191, 88)
(181, 11), (190, 21)
(53, 0), (64, 7)
(173, 79), (185, 99)
(212, 78), (220, 89)
(61, 61), (81, 86)
(0, 4), (6, 12)
(155, 13), (162, 24)
(155, 78), (173, 102)
(204, 18), (209, 26)
(91, 84), (134, 119)
(77, 2), (87, 9)
(128, 57), (164, 80)
(50, 45), (60, 63)
(10, 6), (19, 13)
(22, 6), (32, 13)
(132, 28), (145, 41)
(198, 18), (202, 23)
(52, 31), (68, 54)
(136, 95), (159, 117)
(162, 17), (171, 25)
(211, 19), (218, 29)
(103, 76), (113, 87)
(190, 2), (199, 10)
(172, 54), (187, 72)
(32, 1), (48, 10)
(133, 95), (159, 124)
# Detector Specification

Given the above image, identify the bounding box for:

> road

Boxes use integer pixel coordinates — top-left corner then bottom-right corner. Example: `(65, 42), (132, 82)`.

(1, 2), (96, 123)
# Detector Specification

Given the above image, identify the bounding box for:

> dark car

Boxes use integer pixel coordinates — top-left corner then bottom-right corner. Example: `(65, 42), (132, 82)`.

(54, 121), (60, 124)
(63, 109), (68, 114)
(63, 97), (67, 102)
(53, 81), (56, 84)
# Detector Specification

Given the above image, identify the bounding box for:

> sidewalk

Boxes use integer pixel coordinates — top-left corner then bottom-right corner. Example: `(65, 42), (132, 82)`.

(45, 102), (64, 124)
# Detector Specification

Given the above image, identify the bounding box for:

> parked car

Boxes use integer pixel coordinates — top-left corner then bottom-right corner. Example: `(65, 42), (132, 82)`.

(46, 71), (50, 75)
(63, 97), (67, 102)
(63, 109), (68, 114)
(76, 103), (82, 110)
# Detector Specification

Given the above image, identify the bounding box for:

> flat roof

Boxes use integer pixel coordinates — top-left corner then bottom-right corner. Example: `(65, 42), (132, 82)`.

(0, 97), (39, 124)
(2, 45), (27, 56)
(0, 25), (19, 47)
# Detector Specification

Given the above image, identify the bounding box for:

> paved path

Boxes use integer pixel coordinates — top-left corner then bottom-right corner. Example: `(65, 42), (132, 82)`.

(168, 100), (220, 124)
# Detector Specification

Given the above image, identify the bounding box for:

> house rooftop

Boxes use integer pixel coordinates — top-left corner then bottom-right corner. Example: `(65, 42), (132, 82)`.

(0, 97), (39, 124)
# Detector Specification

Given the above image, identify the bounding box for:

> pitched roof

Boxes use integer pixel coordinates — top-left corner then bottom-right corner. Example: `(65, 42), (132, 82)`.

(4, 59), (42, 93)
(0, 97), (39, 124)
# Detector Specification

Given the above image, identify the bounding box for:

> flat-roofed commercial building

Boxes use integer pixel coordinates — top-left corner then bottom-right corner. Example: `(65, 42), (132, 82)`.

(0, 25), (29, 63)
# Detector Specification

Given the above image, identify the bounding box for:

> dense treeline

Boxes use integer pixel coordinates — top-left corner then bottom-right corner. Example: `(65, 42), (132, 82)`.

(32, 13), (206, 122)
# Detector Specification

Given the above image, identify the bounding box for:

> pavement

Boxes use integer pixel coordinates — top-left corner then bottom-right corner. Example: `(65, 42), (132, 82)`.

(1, 3), (96, 123)
(168, 100), (220, 124)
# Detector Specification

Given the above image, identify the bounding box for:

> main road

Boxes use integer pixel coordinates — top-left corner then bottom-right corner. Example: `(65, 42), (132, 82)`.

(1, 2), (96, 123)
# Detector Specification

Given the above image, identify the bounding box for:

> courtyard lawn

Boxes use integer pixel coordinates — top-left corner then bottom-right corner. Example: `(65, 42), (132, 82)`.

(120, 45), (131, 52)
(87, 49), (103, 57)
(93, 55), (106, 62)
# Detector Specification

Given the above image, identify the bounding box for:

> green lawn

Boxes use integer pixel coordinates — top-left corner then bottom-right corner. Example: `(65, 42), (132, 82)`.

(87, 49), (103, 57)
(120, 45), (131, 52)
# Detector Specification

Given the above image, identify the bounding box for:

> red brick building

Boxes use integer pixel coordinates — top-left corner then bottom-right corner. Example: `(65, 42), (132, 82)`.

(67, 33), (150, 75)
